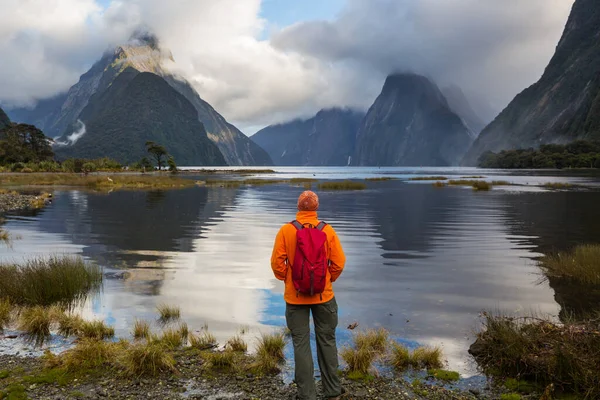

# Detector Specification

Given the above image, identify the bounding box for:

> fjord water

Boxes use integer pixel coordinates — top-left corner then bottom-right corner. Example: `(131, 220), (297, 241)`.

(3, 167), (600, 375)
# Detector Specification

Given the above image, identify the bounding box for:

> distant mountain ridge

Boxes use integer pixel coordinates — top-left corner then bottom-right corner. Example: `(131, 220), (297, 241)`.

(463, 0), (600, 165)
(0, 107), (9, 129)
(442, 85), (487, 135)
(352, 73), (474, 166)
(252, 108), (364, 166)
(7, 34), (271, 166)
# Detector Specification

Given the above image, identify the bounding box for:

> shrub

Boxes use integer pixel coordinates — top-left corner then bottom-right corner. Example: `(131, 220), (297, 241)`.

(469, 313), (600, 398)
(122, 342), (176, 377)
(0, 256), (102, 307)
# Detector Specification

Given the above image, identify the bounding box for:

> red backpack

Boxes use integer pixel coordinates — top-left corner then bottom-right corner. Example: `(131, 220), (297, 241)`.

(290, 220), (329, 297)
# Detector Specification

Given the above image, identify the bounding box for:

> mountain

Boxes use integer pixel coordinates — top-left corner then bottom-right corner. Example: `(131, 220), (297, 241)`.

(442, 85), (487, 135)
(8, 34), (271, 166)
(463, 0), (600, 165)
(352, 73), (474, 166)
(55, 68), (225, 166)
(251, 108), (364, 166)
(0, 107), (9, 129)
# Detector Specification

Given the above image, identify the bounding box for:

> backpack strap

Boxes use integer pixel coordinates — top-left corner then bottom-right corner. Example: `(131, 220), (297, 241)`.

(316, 221), (327, 231)
(290, 220), (304, 230)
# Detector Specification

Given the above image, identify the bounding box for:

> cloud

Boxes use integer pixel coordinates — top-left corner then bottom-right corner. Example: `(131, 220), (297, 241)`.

(0, 0), (575, 130)
(54, 119), (86, 146)
(272, 0), (575, 120)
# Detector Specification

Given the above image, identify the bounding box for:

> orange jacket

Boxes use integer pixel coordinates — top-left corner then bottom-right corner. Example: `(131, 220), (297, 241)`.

(271, 211), (346, 305)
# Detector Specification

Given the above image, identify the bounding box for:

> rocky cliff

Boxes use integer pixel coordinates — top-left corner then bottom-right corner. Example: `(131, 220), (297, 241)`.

(463, 0), (600, 165)
(353, 73), (474, 166)
(0, 107), (10, 129)
(252, 108), (364, 166)
(8, 34), (271, 166)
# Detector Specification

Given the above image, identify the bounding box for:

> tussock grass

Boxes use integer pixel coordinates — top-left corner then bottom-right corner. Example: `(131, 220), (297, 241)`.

(256, 332), (285, 363)
(318, 181), (366, 191)
(354, 328), (389, 354)
(225, 335), (248, 353)
(189, 331), (217, 350)
(470, 312), (600, 398)
(491, 181), (511, 186)
(409, 176), (448, 181)
(158, 328), (184, 349)
(432, 181), (447, 188)
(122, 341), (176, 377)
(156, 304), (180, 323)
(0, 173), (197, 190)
(389, 343), (443, 371)
(472, 181), (492, 191)
(178, 322), (189, 341)
(341, 346), (376, 376)
(204, 350), (236, 371)
(78, 320), (115, 340)
(448, 179), (485, 186)
(242, 179), (286, 186)
(0, 298), (11, 331)
(542, 182), (574, 189)
(59, 338), (123, 371)
(540, 244), (600, 285)
(289, 178), (318, 183)
(461, 176), (485, 179)
(365, 177), (396, 181)
(18, 306), (52, 346)
(0, 256), (102, 307)
(132, 319), (151, 340)
(55, 312), (84, 337)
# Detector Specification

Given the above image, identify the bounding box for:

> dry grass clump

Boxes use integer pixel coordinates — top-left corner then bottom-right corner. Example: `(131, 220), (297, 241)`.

(340, 346), (377, 376)
(256, 332), (286, 362)
(470, 312), (600, 398)
(55, 312), (84, 337)
(432, 181), (447, 188)
(189, 331), (217, 350)
(0, 256), (102, 307)
(539, 244), (600, 285)
(389, 343), (443, 371)
(156, 304), (180, 323)
(225, 335), (248, 353)
(78, 320), (115, 340)
(132, 319), (151, 340)
(365, 177), (396, 181)
(0, 173), (197, 190)
(542, 182), (574, 189)
(121, 341), (176, 377)
(158, 328), (184, 349)
(354, 328), (389, 354)
(204, 350), (236, 371)
(409, 176), (448, 181)
(0, 298), (11, 331)
(59, 338), (124, 371)
(318, 181), (367, 191)
(18, 306), (53, 346)
(472, 181), (492, 191)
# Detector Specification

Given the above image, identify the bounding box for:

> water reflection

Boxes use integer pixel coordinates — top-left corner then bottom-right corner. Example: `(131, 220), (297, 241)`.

(1, 171), (599, 375)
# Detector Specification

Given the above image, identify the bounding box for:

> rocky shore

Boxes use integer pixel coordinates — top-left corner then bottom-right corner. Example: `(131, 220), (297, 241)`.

(0, 191), (51, 215)
(0, 352), (517, 400)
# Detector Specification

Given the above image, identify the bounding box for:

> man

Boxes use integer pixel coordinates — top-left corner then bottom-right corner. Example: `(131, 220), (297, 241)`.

(271, 190), (346, 400)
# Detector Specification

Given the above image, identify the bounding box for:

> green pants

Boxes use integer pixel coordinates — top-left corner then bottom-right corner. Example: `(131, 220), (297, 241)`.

(285, 297), (341, 400)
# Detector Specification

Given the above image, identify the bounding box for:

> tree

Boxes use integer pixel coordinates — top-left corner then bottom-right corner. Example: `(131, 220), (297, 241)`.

(145, 141), (168, 170)
(0, 123), (54, 165)
(167, 156), (178, 174)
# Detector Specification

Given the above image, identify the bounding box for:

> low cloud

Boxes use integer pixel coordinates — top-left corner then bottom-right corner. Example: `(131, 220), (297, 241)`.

(0, 0), (575, 130)
(54, 120), (86, 146)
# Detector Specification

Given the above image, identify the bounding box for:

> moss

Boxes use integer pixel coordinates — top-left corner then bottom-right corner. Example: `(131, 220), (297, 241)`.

(0, 370), (9, 379)
(23, 368), (72, 386)
(0, 383), (27, 400)
(500, 394), (522, 400)
(427, 369), (460, 382)
(346, 371), (375, 382)
(504, 378), (539, 394)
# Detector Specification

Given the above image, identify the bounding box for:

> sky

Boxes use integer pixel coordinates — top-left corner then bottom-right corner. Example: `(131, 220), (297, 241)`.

(0, 0), (575, 134)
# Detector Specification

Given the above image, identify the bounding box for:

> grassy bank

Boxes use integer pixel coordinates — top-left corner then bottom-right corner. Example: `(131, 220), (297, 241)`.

(470, 312), (600, 398)
(0, 173), (198, 190)
(318, 181), (367, 191)
(0, 256), (102, 307)
(540, 244), (600, 285)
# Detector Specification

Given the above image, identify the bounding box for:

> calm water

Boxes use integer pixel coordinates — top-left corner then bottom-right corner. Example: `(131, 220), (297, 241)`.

(3, 167), (600, 376)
